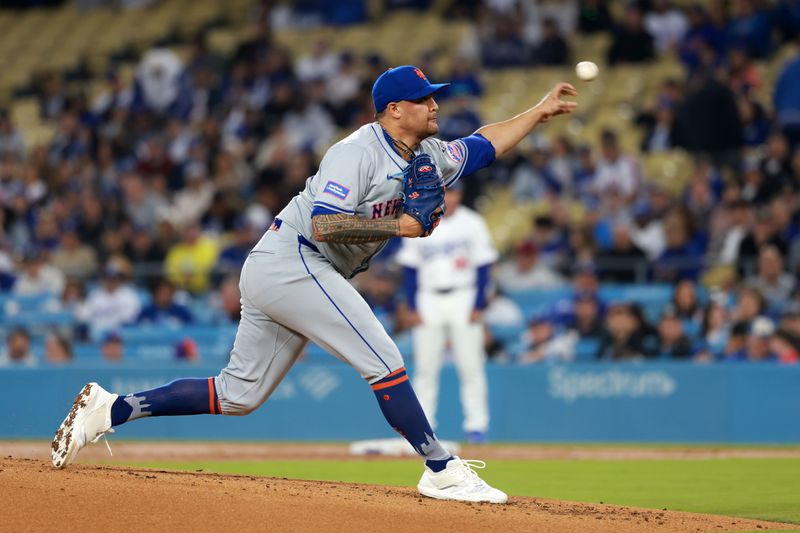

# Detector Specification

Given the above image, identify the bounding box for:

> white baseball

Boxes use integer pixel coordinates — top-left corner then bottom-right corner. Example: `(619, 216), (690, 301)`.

(575, 61), (599, 81)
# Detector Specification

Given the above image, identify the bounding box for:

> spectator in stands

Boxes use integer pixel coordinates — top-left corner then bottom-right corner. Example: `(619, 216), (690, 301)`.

(533, 17), (570, 66)
(594, 129), (641, 203)
(282, 80), (336, 155)
(295, 39), (340, 83)
(37, 72), (66, 121)
(737, 208), (788, 272)
(672, 71), (743, 170)
(672, 279), (703, 324)
(567, 224), (597, 265)
(48, 112), (89, 165)
(578, 0), (613, 34)
(83, 257), (141, 339)
(597, 224), (648, 283)
(511, 146), (561, 200)
(438, 90), (482, 142)
(163, 163), (216, 230)
(746, 245), (796, 311)
(50, 225), (98, 281)
(91, 70), (133, 123)
(568, 291), (604, 340)
(481, 14), (531, 68)
(644, 0), (689, 54)
(679, 4), (723, 69)
(726, 47), (761, 96)
(776, 0), (800, 42)
(715, 198), (751, 266)
(656, 305), (693, 358)
(211, 275), (242, 323)
(120, 172), (169, 234)
(573, 143), (597, 199)
(696, 295), (732, 360)
(439, 61), (483, 100)
(137, 278), (194, 328)
(0, 326), (35, 366)
(217, 217), (258, 276)
(732, 286), (767, 327)
(731, 316), (779, 362)
(482, 289), (525, 329)
(519, 314), (577, 364)
(100, 331), (124, 363)
(357, 265), (402, 334)
(780, 300), (800, 335)
(131, 48), (192, 120)
(760, 134), (793, 189)
(727, 0), (773, 59)
(596, 301), (658, 360)
(13, 248), (66, 296)
(44, 332), (73, 365)
(770, 328), (800, 364)
(638, 101), (674, 153)
(164, 222), (220, 294)
(654, 208), (704, 282)
(0, 108), (24, 159)
(738, 96), (770, 147)
(774, 38), (800, 150)
(325, 52), (363, 127)
(607, 3), (656, 65)
(495, 240), (565, 293)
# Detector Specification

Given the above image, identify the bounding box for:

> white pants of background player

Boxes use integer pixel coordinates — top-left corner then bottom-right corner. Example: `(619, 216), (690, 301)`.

(412, 287), (488, 434)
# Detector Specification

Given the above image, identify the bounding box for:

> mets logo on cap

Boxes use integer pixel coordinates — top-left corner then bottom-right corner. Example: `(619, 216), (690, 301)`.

(414, 68), (428, 81)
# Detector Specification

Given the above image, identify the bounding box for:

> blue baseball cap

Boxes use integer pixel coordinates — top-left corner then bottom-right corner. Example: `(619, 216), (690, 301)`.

(372, 65), (449, 113)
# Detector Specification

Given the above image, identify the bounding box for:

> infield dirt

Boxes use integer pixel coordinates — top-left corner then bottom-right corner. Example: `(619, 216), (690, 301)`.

(2, 444), (799, 533)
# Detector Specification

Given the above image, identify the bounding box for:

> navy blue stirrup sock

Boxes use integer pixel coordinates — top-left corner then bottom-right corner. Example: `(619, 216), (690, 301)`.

(371, 368), (453, 471)
(110, 378), (221, 427)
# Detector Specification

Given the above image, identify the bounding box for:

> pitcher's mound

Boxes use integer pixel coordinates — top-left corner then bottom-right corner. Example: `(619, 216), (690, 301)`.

(2, 457), (796, 532)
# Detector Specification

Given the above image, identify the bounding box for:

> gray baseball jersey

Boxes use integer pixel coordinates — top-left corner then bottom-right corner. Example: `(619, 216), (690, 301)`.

(254, 122), (471, 278)
(215, 123), (494, 415)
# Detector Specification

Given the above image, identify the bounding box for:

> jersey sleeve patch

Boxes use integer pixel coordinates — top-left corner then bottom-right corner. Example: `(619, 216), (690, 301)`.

(323, 181), (351, 200)
(445, 142), (465, 164)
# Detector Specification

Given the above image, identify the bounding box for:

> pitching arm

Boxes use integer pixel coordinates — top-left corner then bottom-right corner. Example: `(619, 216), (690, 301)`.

(475, 83), (577, 158)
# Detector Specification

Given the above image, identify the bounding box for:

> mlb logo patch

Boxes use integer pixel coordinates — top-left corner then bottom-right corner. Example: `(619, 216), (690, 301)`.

(323, 181), (350, 200)
(445, 142), (464, 163)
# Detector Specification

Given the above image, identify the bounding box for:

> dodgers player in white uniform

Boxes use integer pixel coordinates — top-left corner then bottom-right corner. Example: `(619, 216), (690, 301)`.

(51, 65), (577, 504)
(397, 182), (497, 443)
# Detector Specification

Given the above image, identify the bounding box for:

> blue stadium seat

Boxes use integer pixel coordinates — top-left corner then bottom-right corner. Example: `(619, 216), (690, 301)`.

(505, 287), (572, 319)
(489, 324), (525, 346)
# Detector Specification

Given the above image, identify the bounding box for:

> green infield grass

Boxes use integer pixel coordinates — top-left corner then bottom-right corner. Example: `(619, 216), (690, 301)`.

(102, 456), (800, 525)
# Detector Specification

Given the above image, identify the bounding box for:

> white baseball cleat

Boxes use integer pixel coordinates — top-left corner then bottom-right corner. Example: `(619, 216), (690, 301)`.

(417, 457), (508, 504)
(51, 382), (118, 469)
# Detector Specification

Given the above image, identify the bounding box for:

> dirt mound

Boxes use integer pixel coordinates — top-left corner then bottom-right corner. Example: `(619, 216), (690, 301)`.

(2, 456), (796, 532)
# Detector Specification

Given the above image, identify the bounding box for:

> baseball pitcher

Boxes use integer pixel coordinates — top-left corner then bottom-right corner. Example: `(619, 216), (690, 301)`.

(397, 181), (497, 443)
(51, 65), (577, 504)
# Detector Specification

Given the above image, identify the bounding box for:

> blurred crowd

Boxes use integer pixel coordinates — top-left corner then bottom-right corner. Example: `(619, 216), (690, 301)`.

(3, 0), (800, 366)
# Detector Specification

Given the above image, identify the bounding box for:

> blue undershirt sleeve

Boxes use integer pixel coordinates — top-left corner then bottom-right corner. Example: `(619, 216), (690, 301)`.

(446, 133), (496, 187)
(474, 263), (491, 310)
(402, 266), (418, 310)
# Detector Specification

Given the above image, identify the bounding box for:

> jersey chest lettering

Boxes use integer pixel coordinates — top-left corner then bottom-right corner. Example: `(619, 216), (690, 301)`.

(371, 198), (403, 219)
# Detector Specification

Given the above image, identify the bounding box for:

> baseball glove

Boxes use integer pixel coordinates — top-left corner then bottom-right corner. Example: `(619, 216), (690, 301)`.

(401, 153), (445, 234)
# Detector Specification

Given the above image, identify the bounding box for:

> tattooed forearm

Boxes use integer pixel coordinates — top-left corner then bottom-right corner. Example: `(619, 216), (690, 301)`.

(312, 214), (400, 244)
